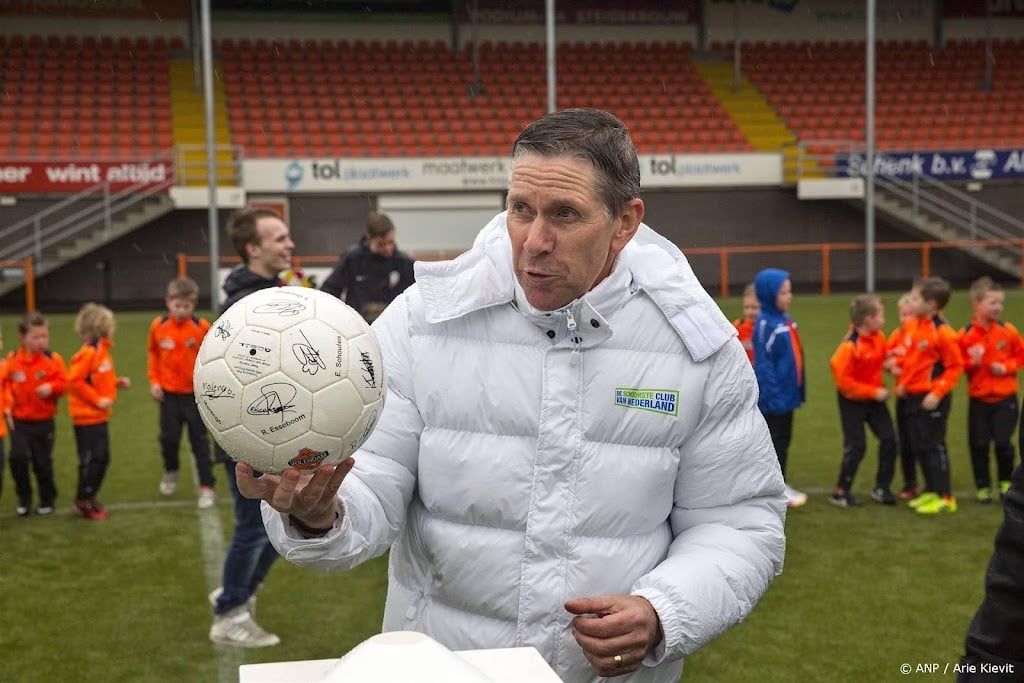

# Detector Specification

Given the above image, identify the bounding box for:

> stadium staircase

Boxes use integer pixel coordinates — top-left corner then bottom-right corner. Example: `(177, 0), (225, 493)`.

(168, 60), (241, 186)
(691, 59), (820, 183)
(871, 176), (1024, 281)
(0, 178), (175, 299)
(792, 141), (1024, 281)
(692, 61), (793, 151)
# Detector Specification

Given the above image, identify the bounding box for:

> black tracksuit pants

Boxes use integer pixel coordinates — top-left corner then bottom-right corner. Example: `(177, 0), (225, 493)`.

(836, 393), (898, 492)
(10, 418), (57, 508)
(158, 392), (215, 488)
(901, 393), (952, 496)
(968, 396), (1018, 489)
(74, 422), (110, 500)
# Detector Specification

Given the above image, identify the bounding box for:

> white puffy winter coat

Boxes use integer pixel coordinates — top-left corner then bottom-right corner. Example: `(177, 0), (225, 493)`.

(264, 213), (786, 683)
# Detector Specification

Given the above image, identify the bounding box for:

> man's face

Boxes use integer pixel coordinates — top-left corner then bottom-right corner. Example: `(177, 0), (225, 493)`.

(506, 154), (642, 312)
(369, 230), (396, 258)
(248, 216), (294, 278)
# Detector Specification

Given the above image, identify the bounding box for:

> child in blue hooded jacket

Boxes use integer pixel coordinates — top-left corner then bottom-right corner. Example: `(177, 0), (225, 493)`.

(753, 268), (808, 507)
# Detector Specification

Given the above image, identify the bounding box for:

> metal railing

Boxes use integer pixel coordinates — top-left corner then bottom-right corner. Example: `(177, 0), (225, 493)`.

(0, 145), (242, 269)
(0, 170), (174, 265)
(881, 170), (1024, 241)
(793, 139), (1024, 273)
(176, 241), (1024, 301)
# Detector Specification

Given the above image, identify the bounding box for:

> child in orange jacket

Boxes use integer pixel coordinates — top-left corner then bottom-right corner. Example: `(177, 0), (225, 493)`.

(829, 294), (898, 507)
(732, 283), (758, 364)
(147, 277), (214, 507)
(68, 303), (131, 520)
(958, 277), (1024, 504)
(894, 276), (965, 514)
(7, 312), (66, 516)
(886, 292), (921, 500)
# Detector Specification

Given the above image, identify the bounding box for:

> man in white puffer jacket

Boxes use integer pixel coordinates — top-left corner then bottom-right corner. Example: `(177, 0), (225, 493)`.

(240, 108), (787, 682)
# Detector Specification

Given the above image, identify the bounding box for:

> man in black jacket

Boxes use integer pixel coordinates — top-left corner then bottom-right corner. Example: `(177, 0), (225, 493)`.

(958, 462), (1024, 681)
(209, 206), (294, 648)
(321, 211), (415, 322)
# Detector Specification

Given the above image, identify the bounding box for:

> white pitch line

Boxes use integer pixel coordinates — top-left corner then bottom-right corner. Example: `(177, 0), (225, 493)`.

(23, 491), (242, 680)
(197, 502), (245, 681)
(182, 456), (245, 683)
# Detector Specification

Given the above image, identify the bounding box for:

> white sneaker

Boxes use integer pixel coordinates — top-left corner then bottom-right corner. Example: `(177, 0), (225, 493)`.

(209, 586), (257, 616)
(209, 605), (279, 648)
(197, 486), (215, 509)
(784, 484), (808, 508)
(159, 471), (178, 496)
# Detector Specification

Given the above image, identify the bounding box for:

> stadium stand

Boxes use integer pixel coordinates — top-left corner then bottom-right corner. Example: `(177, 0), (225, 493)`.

(217, 38), (752, 157)
(0, 34), (179, 158)
(3, 33), (1022, 160)
(743, 38), (1024, 152)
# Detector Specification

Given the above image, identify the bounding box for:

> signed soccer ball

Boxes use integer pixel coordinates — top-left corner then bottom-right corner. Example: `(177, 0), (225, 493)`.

(193, 286), (386, 474)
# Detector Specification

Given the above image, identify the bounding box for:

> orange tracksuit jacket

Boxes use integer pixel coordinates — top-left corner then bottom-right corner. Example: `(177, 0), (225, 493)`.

(7, 347), (67, 421)
(733, 317), (755, 364)
(147, 314), (210, 394)
(958, 316), (1024, 403)
(68, 338), (119, 427)
(892, 315), (964, 399)
(830, 327), (888, 401)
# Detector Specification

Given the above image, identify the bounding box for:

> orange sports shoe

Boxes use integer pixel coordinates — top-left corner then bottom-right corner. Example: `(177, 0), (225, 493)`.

(73, 498), (110, 521)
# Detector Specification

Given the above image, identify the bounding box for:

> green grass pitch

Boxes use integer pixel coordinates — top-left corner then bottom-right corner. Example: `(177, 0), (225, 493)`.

(1, 288), (1013, 682)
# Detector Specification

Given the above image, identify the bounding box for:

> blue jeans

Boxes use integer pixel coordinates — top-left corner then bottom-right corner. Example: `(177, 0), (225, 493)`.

(214, 458), (279, 615)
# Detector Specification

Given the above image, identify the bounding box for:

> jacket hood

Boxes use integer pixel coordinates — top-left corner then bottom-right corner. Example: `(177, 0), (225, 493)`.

(416, 211), (735, 361)
(223, 265), (279, 298)
(221, 265), (284, 312)
(754, 268), (790, 315)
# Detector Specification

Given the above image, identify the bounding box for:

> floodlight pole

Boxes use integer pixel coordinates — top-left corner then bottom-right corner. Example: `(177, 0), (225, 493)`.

(865, 0), (876, 292)
(200, 0), (220, 309)
(733, 0), (741, 93)
(546, 0), (556, 113)
(982, 2), (993, 91)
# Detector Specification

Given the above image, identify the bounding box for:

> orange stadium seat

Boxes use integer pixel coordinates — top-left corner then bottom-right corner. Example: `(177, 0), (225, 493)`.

(743, 38), (1024, 149)
(186, 37), (1024, 158)
(0, 33), (174, 159)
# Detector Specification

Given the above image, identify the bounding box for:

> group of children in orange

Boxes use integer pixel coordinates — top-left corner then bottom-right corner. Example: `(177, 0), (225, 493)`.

(0, 305), (131, 519)
(1, 276), (212, 520)
(736, 274), (1021, 514)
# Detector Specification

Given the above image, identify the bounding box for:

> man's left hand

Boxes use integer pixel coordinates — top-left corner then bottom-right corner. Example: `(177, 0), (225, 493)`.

(565, 594), (663, 678)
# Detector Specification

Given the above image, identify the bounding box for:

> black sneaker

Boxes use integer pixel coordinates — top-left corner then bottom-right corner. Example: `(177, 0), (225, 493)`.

(829, 491), (862, 508)
(870, 487), (896, 505)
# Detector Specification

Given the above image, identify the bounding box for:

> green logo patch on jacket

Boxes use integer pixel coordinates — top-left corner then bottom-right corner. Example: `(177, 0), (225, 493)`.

(614, 388), (679, 416)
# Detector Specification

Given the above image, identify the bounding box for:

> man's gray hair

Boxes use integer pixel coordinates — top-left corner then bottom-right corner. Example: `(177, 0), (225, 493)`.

(511, 108), (642, 217)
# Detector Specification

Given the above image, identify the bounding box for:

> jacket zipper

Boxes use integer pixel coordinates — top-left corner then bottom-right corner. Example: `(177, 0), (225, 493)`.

(566, 309), (581, 367)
